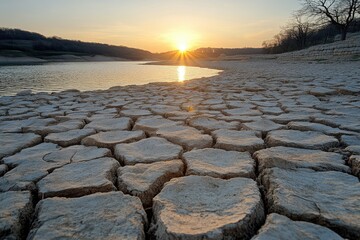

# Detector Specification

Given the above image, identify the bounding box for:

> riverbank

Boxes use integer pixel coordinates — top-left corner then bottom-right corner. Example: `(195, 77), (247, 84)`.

(0, 59), (359, 239)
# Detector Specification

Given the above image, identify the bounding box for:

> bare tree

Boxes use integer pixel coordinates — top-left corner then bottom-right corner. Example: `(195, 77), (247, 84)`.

(288, 14), (313, 49)
(301, 0), (359, 40)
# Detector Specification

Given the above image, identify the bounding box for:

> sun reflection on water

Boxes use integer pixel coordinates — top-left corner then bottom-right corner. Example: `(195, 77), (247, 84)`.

(177, 66), (186, 82)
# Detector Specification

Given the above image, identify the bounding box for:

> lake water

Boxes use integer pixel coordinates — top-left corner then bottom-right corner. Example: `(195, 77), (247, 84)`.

(0, 61), (221, 96)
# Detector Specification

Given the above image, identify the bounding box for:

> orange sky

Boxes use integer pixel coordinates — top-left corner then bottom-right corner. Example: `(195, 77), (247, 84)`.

(0, 0), (302, 52)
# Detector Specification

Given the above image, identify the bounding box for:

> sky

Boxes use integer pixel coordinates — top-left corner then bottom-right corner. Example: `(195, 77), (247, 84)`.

(0, 0), (302, 52)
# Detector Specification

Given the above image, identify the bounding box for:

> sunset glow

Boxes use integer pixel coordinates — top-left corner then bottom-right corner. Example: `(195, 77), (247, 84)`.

(166, 31), (196, 52)
(178, 43), (188, 53)
(0, 0), (302, 52)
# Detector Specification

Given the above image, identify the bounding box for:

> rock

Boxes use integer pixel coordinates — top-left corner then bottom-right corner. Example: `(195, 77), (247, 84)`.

(260, 168), (360, 239)
(44, 145), (112, 164)
(337, 86), (360, 94)
(254, 146), (349, 173)
(341, 135), (360, 146)
(0, 133), (42, 158)
(155, 125), (213, 150)
(41, 110), (65, 118)
(220, 115), (263, 123)
(23, 120), (85, 136)
(56, 113), (89, 121)
(28, 192), (147, 240)
(106, 100), (130, 108)
(0, 144), (112, 192)
(266, 130), (339, 150)
(188, 116), (238, 133)
(0, 161), (50, 191)
(2, 143), (59, 168)
(340, 122), (360, 132)
(183, 148), (255, 179)
(213, 129), (265, 153)
(251, 213), (343, 240)
(44, 128), (96, 147)
(223, 108), (263, 116)
(84, 117), (132, 132)
(296, 95), (321, 106)
(257, 106), (283, 115)
(133, 116), (179, 135)
(287, 121), (354, 136)
(345, 145), (360, 155)
(114, 137), (182, 165)
(118, 160), (184, 208)
(326, 107), (360, 117)
(1, 144), (108, 171)
(202, 99), (224, 105)
(121, 109), (152, 119)
(253, 101), (278, 107)
(309, 87), (336, 96)
(150, 176), (264, 240)
(349, 155), (360, 177)
(165, 111), (195, 120)
(0, 191), (33, 240)
(226, 101), (256, 109)
(86, 113), (117, 122)
(0, 118), (54, 133)
(0, 112), (38, 121)
(267, 113), (310, 124)
(242, 119), (283, 134)
(16, 90), (32, 96)
(37, 157), (119, 198)
(82, 130), (146, 149)
(0, 164), (8, 177)
(150, 105), (181, 115)
(313, 115), (359, 130)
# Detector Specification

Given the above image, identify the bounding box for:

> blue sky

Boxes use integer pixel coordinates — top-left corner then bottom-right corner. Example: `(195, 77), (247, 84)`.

(0, 0), (302, 51)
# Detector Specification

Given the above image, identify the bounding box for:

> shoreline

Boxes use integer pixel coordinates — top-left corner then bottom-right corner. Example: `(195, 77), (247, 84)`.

(1, 56), (359, 98)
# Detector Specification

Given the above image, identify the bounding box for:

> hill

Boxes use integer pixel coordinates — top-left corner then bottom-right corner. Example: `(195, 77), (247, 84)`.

(0, 28), (154, 61)
(277, 32), (360, 61)
(0, 28), (263, 64)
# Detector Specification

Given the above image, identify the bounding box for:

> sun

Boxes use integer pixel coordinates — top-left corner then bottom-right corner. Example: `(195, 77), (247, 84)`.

(163, 30), (199, 53)
(178, 42), (188, 53)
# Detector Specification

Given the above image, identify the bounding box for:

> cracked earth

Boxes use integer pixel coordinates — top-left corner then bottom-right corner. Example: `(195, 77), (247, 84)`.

(0, 60), (359, 240)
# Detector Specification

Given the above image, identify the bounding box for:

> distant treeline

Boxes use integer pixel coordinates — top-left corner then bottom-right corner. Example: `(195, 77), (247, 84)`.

(263, 19), (360, 54)
(155, 47), (263, 60)
(0, 28), (153, 60)
(0, 28), (264, 61)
